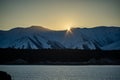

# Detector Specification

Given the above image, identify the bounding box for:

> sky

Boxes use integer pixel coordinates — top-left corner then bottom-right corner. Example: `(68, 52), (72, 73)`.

(0, 0), (120, 30)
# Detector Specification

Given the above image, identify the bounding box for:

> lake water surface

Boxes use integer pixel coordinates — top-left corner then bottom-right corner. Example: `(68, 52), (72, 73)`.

(0, 65), (120, 80)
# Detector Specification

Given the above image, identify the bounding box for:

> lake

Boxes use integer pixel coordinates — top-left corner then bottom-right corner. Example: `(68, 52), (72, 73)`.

(0, 65), (120, 80)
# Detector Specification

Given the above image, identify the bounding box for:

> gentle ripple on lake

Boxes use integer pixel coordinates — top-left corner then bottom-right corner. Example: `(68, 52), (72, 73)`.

(0, 65), (120, 80)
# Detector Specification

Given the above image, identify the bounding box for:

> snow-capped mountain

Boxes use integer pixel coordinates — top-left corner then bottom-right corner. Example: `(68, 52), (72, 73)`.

(0, 26), (120, 50)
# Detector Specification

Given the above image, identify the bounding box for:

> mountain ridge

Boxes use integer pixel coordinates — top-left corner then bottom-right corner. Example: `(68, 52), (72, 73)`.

(0, 26), (120, 50)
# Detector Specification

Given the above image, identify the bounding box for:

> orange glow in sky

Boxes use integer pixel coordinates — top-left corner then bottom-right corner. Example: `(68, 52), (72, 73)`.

(0, 0), (120, 30)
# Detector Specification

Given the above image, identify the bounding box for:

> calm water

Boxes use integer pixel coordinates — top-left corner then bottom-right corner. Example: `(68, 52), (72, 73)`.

(0, 65), (120, 80)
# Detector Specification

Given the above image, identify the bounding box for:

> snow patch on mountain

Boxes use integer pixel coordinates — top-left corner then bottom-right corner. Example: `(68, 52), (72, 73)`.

(0, 26), (120, 50)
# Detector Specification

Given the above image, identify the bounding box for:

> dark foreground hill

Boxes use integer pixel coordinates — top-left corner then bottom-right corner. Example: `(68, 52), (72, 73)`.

(0, 48), (120, 65)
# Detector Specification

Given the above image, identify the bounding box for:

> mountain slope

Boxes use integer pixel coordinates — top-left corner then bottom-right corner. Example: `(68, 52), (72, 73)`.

(0, 26), (120, 50)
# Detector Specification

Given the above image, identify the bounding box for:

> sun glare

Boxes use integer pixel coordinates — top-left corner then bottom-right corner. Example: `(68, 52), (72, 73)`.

(67, 27), (71, 31)
(66, 27), (73, 36)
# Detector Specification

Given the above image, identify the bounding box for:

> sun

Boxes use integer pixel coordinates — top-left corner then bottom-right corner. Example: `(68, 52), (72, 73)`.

(66, 27), (72, 36)
(67, 27), (71, 31)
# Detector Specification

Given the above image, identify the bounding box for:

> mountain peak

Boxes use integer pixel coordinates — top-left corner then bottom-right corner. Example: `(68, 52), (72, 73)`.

(29, 26), (51, 31)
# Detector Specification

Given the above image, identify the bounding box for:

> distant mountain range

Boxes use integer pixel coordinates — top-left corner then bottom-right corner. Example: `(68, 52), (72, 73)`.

(0, 26), (120, 50)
